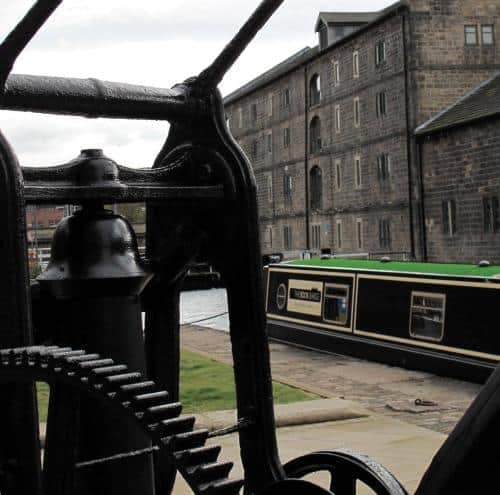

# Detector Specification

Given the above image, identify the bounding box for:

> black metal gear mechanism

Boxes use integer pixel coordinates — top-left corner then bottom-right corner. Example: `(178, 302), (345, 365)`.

(263, 479), (334, 495)
(283, 450), (408, 495)
(0, 345), (244, 495)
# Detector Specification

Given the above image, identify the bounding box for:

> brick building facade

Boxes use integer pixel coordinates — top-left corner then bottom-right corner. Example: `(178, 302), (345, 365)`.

(26, 205), (65, 229)
(25, 205), (73, 269)
(224, 0), (500, 261)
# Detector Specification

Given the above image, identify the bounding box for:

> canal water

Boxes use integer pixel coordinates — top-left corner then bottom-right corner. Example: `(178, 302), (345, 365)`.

(180, 288), (229, 331)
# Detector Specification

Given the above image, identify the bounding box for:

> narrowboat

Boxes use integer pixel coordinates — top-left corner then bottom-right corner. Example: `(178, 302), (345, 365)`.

(265, 258), (500, 383)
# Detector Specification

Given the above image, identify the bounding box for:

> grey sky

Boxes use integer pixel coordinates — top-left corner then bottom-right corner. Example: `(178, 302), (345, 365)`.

(0, 0), (393, 167)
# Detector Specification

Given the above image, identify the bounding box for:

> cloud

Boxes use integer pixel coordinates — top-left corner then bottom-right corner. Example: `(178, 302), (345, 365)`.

(1, 0), (392, 50)
(0, 1), (257, 49)
(2, 112), (167, 168)
(1, 0), (395, 167)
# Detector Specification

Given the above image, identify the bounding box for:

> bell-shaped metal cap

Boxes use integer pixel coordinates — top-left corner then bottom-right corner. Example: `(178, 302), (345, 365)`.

(72, 148), (124, 189)
(37, 208), (152, 299)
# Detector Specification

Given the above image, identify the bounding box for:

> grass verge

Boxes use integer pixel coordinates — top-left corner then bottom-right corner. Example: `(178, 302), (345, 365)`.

(37, 348), (316, 421)
(180, 349), (316, 413)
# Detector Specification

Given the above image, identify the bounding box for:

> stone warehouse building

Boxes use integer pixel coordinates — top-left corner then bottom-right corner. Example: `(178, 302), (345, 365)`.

(416, 73), (500, 263)
(224, 0), (500, 261)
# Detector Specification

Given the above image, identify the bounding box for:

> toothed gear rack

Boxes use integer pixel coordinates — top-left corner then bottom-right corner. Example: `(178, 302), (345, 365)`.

(0, 1), (498, 495)
(0, 346), (244, 495)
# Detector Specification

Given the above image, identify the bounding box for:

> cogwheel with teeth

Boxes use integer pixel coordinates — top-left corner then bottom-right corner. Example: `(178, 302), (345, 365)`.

(0, 345), (244, 495)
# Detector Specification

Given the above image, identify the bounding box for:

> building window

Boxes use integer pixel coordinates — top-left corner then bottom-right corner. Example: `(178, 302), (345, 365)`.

(335, 105), (341, 132)
(283, 127), (290, 148)
(263, 226), (273, 249)
(251, 139), (258, 160)
(334, 159), (342, 191)
(376, 91), (387, 117)
(375, 40), (386, 65)
(283, 173), (293, 199)
(465, 25), (478, 45)
(310, 166), (323, 211)
(354, 155), (362, 188)
(410, 292), (446, 342)
(377, 154), (391, 182)
(267, 132), (273, 153)
(283, 225), (293, 250)
(309, 116), (322, 153)
(268, 93), (274, 116)
(333, 60), (340, 86)
(319, 23), (328, 50)
(312, 224), (321, 250)
(353, 50), (359, 78)
(379, 218), (391, 248)
(282, 88), (290, 108)
(251, 103), (257, 122)
(265, 172), (273, 202)
(442, 199), (456, 236)
(238, 107), (243, 128)
(336, 220), (342, 249)
(356, 218), (363, 249)
(482, 25), (494, 45)
(483, 196), (499, 232)
(353, 97), (360, 128)
(309, 74), (321, 106)
(266, 227), (274, 248)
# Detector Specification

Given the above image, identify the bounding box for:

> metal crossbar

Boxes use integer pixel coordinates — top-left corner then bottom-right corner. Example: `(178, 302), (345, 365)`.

(0, 0), (284, 122)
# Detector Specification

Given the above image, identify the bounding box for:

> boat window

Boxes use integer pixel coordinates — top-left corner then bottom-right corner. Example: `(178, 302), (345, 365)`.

(323, 284), (349, 325)
(409, 292), (446, 342)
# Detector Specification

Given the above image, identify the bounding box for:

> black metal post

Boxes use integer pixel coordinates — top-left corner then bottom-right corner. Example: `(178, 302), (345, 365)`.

(0, 0), (62, 92)
(36, 160), (156, 495)
(0, 132), (42, 495)
(144, 281), (183, 495)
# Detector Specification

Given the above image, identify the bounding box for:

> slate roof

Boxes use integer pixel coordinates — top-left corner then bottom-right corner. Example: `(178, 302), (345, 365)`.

(224, 1), (407, 106)
(224, 47), (317, 105)
(315, 12), (379, 32)
(416, 71), (500, 136)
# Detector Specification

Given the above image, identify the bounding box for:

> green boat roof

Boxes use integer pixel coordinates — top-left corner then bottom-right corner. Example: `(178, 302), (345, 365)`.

(284, 258), (500, 278)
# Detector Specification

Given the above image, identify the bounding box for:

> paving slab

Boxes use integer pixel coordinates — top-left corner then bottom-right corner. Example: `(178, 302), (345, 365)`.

(173, 414), (445, 494)
(195, 398), (368, 431)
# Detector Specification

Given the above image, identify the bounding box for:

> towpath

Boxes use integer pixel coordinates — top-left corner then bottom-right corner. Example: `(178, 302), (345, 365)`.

(181, 325), (482, 434)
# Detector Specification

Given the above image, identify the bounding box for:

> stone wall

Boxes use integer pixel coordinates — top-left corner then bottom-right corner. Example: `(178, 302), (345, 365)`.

(421, 118), (500, 263)
(227, 10), (414, 259)
(408, 0), (500, 124)
(225, 0), (499, 260)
